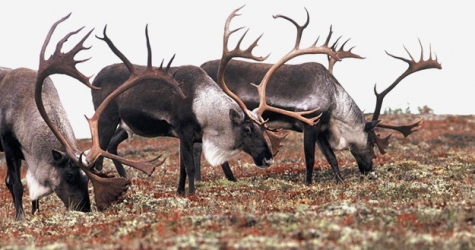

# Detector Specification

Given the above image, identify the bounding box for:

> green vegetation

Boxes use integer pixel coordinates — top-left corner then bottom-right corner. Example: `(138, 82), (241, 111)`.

(384, 104), (433, 115)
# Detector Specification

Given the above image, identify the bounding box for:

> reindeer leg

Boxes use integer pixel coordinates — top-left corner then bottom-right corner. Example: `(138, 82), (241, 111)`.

(221, 162), (237, 182)
(178, 157), (187, 195)
(32, 200), (39, 215)
(108, 127), (129, 178)
(178, 127), (196, 195)
(192, 142), (203, 182)
(3, 138), (25, 220)
(316, 136), (343, 183)
(303, 125), (318, 185)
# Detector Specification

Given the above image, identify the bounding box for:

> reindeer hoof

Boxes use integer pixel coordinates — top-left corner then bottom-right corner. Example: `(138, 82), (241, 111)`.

(226, 176), (238, 182)
(335, 175), (344, 183)
(368, 171), (378, 180)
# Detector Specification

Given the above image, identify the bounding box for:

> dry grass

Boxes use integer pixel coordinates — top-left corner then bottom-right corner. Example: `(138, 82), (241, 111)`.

(1, 114), (475, 249)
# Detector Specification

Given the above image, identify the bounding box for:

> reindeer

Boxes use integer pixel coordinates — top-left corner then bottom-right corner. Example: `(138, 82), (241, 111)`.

(90, 6), (332, 194)
(0, 63), (91, 221)
(0, 13), (191, 219)
(199, 8), (442, 184)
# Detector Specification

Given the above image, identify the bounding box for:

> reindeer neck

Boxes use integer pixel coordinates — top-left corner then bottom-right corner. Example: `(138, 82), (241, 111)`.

(326, 83), (367, 151)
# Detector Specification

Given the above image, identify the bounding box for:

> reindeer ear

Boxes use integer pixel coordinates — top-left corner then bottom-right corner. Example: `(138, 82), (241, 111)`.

(52, 149), (69, 167)
(364, 120), (380, 132)
(229, 109), (243, 125)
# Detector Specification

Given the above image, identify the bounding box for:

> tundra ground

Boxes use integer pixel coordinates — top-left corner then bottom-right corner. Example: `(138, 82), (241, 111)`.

(1, 114), (474, 249)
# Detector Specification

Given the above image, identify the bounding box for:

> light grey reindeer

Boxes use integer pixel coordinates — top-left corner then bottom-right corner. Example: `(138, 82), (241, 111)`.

(200, 9), (442, 183)
(0, 66), (91, 220)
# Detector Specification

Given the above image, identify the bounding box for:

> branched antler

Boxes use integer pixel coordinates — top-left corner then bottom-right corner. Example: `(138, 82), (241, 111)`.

(377, 118), (423, 137)
(218, 7), (341, 128)
(372, 40), (442, 121)
(327, 33), (365, 75)
(85, 25), (186, 169)
(370, 40), (441, 153)
(216, 6), (344, 153)
(35, 13), (185, 210)
(217, 5), (268, 120)
(35, 13), (131, 211)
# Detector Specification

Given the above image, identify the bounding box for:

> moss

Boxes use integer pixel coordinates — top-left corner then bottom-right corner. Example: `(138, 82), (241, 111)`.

(2, 115), (475, 249)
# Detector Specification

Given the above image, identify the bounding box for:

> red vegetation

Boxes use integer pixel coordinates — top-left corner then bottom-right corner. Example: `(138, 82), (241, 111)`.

(1, 114), (475, 249)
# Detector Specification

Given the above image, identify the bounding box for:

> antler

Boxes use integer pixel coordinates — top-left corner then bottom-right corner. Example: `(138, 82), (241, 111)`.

(377, 118), (423, 137)
(35, 14), (184, 210)
(372, 40), (442, 121)
(264, 130), (288, 156)
(218, 6), (340, 128)
(327, 32), (365, 75)
(372, 130), (392, 155)
(35, 13), (130, 211)
(217, 6), (268, 122)
(38, 15), (181, 175)
(87, 25), (186, 168)
(36, 14), (92, 162)
(370, 40), (442, 153)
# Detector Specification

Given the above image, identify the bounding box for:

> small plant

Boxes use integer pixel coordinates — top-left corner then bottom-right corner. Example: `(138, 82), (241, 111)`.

(418, 105), (433, 114)
(384, 103), (412, 115)
(384, 107), (399, 115)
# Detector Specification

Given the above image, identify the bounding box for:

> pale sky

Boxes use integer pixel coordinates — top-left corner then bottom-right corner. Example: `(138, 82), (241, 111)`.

(0, 1), (472, 138)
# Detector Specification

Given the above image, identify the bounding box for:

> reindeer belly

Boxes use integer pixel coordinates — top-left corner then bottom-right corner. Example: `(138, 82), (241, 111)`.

(120, 113), (176, 138)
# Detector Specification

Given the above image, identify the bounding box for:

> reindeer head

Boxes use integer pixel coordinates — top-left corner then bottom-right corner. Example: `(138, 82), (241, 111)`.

(50, 149), (91, 212)
(229, 109), (274, 168)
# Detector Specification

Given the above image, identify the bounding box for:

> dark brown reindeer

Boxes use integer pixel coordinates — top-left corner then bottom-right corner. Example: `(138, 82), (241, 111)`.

(7, 13), (185, 216)
(200, 9), (442, 183)
(89, 6), (331, 194)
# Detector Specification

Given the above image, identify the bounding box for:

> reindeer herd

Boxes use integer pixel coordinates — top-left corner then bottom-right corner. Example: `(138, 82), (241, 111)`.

(0, 6), (441, 221)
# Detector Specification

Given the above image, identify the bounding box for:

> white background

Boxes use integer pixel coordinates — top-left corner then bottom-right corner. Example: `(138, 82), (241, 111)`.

(0, 1), (471, 138)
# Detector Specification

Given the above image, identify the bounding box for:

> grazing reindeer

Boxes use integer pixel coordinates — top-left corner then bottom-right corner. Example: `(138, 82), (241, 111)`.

(200, 9), (442, 183)
(0, 64), (91, 220)
(90, 6), (330, 194)
(8, 13), (186, 215)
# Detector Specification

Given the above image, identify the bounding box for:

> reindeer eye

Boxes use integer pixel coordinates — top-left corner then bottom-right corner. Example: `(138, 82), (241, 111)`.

(244, 126), (252, 135)
(66, 173), (75, 182)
